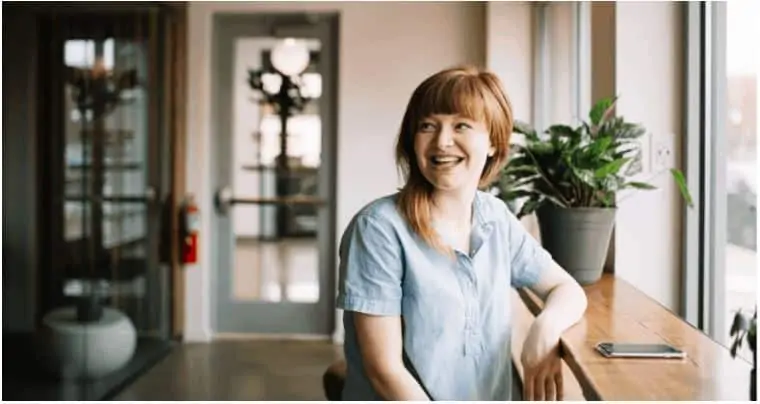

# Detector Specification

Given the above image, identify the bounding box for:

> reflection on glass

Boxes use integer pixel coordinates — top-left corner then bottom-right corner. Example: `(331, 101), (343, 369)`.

(723, 0), (757, 361)
(62, 34), (154, 328)
(231, 37), (323, 303)
(233, 239), (319, 303)
(257, 114), (322, 167)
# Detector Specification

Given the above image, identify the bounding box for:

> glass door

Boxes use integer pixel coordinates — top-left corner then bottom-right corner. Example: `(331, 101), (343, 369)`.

(57, 18), (168, 336)
(212, 14), (338, 335)
(32, 7), (177, 399)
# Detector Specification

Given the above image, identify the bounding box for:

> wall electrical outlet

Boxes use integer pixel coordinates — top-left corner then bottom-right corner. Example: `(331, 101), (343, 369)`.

(650, 132), (676, 172)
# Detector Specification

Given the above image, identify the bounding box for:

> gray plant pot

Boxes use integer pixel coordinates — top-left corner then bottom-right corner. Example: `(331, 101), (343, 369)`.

(536, 204), (616, 285)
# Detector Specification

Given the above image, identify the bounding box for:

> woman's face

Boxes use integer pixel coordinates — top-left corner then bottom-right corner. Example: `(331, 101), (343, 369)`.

(413, 114), (495, 194)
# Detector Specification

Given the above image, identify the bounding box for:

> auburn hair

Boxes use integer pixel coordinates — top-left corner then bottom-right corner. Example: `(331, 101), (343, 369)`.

(395, 65), (514, 254)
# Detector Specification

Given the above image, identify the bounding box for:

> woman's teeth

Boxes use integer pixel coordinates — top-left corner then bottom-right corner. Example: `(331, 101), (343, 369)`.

(431, 156), (464, 165)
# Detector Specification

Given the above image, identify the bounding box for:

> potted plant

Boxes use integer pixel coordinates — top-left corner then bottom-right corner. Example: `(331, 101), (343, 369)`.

(730, 308), (757, 401)
(495, 97), (693, 285)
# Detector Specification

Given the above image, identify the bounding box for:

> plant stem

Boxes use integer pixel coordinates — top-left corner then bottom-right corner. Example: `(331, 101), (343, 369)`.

(522, 146), (571, 207)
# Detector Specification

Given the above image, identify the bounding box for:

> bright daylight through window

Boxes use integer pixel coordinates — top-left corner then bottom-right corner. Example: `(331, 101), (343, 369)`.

(723, 0), (757, 359)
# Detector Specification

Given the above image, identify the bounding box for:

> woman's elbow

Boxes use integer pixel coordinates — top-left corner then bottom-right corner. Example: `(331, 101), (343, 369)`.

(579, 287), (588, 313)
(570, 280), (588, 317)
(364, 361), (406, 398)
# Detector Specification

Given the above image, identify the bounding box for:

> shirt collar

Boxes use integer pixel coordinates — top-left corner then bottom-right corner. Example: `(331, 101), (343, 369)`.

(472, 191), (497, 228)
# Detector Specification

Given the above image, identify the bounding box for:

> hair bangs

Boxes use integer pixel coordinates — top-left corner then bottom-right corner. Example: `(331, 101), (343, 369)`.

(411, 73), (489, 125)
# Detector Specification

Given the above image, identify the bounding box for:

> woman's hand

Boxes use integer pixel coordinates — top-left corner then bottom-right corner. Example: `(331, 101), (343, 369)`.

(520, 318), (563, 401)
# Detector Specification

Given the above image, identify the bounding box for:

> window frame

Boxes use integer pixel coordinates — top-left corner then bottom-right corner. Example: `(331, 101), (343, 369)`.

(682, 1), (729, 342)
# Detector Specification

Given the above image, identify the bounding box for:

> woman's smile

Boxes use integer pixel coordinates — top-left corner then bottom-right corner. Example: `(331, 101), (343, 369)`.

(429, 154), (465, 169)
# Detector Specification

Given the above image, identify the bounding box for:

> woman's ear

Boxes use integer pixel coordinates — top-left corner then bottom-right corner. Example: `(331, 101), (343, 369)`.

(487, 146), (496, 157)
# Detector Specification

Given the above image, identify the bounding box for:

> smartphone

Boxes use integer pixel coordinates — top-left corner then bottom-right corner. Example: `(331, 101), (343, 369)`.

(595, 342), (686, 359)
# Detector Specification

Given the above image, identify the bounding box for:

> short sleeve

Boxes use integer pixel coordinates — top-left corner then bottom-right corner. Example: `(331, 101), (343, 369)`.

(336, 213), (403, 316)
(505, 208), (554, 288)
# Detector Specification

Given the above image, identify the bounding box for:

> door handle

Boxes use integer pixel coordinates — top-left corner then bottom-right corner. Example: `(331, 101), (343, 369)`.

(215, 186), (234, 214)
(214, 186), (326, 215)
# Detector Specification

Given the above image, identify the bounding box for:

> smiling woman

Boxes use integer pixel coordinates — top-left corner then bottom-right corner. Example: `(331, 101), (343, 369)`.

(334, 66), (588, 401)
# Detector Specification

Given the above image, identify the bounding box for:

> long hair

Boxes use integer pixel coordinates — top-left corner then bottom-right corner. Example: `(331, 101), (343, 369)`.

(395, 65), (514, 254)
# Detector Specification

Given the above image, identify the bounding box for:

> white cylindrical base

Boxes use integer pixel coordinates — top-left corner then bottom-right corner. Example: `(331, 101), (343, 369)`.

(39, 306), (137, 380)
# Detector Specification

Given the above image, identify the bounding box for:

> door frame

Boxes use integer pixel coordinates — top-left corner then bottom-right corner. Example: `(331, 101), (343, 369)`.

(163, 3), (189, 340)
(210, 12), (340, 336)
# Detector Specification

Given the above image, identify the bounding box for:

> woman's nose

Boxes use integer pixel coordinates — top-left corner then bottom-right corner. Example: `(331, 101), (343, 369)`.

(435, 126), (455, 148)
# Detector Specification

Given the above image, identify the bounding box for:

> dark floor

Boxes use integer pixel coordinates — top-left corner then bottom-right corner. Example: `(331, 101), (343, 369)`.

(2, 333), (173, 401)
(114, 339), (343, 401)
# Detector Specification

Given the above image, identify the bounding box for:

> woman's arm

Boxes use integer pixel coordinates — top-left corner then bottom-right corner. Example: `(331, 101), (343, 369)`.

(520, 260), (587, 400)
(528, 260), (588, 347)
(354, 312), (431, 401)
(502, 200), (587, 400)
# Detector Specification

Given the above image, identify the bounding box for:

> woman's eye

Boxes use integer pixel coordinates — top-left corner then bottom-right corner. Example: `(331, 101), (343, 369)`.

(419, 122), (436, 131)
(455, 122), (472, 130)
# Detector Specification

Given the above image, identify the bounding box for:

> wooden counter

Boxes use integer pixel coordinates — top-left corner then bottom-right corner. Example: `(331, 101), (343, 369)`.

(518, 274), (754, 401)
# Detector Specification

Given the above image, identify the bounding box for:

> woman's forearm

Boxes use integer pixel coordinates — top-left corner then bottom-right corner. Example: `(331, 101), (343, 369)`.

(535, 279), (588, 339)
(367, 365), (431, 401)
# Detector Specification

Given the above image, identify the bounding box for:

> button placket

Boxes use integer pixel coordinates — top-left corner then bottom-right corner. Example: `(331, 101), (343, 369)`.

(459, 254), (480, 357)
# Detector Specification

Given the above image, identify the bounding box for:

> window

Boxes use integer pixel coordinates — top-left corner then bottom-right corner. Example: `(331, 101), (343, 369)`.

(684, 1), (757, 358)
(722, 0), (757, 357)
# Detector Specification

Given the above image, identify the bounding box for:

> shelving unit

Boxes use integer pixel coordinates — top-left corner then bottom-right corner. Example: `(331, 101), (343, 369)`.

(63, 123), (148, 281)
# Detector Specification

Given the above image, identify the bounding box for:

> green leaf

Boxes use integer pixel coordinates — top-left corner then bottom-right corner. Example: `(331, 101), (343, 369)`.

(589, 97), (617, 126)
(542, 193), (569, 209)
(509, 174), (541, 189)
(731, 311), (749, 336)
(670, 169), (694, 208)
(599, 192), (616, 207)
(625, 181), (657, 190)
(502, 189), (536, 201)
(503, 165), (537, 176)
(505, 155), (532, 169)
(513, 120), (539, 141)
(731, 338), (740, 358)
(618, 122), (646, 139)
(600, 176), (624, 192)
(569, 165), (594, 185)
(546, 125), (580, 144)
(594, 158), (629, 179)
(590, 136), (614, 155)
(517, 198), (542, 219)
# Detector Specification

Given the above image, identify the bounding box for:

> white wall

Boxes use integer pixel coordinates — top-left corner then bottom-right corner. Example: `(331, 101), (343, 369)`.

(486, 2), (533, 122)
(614, 2), (684, 311)
(184, 1), (488, 342)
(546, 2), (575, 126)
(485, 2), (544, 239)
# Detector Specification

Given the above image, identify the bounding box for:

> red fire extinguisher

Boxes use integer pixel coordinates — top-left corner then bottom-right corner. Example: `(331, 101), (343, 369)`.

(181, 195), (200, 265)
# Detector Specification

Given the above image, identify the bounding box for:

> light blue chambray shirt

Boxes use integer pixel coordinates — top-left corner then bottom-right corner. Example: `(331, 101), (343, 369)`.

(336, 190), (554, 401)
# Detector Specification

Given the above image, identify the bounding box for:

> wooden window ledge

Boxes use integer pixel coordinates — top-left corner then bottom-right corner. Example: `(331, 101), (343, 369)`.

(516, 274), (754, 401)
